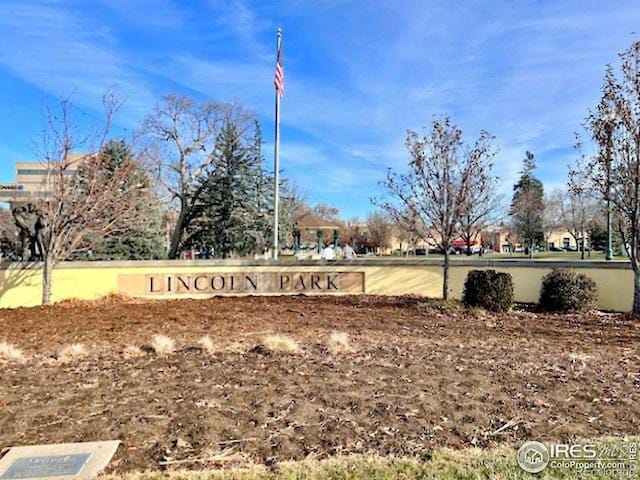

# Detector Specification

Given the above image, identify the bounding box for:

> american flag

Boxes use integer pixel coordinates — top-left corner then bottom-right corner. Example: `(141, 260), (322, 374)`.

(274, 43), (284, 98)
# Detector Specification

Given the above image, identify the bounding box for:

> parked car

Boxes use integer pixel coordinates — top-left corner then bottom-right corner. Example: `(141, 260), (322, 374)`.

(415, 248), (427, 256)
(455, 246), (481, 255)
(429, 246), (457, 255)
(549, 246), (564, 252)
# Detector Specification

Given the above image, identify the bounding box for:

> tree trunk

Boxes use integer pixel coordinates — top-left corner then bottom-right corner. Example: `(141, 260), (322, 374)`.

(168, 209), (186, 259)
(634, 269), (640, 315)
(42, 253), (53, 306)
(443, 249), (450, 300)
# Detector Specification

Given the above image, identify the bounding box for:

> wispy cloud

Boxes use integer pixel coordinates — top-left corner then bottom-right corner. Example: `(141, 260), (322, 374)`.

(0, 0), (639, 216)
(94, 0), (186, 30)
(207, 0), (273, 57)
(0, 1), (156, 122)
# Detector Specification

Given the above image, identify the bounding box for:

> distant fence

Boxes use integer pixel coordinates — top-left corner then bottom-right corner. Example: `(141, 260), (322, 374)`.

(0, 258), (633, 311)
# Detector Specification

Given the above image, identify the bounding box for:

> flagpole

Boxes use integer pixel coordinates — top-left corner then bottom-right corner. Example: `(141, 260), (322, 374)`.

(272, 27), (282, 260)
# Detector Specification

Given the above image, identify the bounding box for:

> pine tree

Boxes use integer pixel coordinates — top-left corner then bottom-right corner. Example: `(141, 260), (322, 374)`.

(182, 116), (304, 258)
(0, 208), (19, 260)
(247, 121), (273, 254)
(186, 121), (267, 257)
(510, 151), (545, 257)
(77, 140), (166, 260)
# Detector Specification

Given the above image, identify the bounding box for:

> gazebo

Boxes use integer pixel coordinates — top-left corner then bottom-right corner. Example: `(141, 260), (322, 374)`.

(293, 211), (341, 254)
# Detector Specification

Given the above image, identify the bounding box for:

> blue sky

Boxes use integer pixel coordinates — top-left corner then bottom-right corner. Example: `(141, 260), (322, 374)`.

(0, 1), (639, 218)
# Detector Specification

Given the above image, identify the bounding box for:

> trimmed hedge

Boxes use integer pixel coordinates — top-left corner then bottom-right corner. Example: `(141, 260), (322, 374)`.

(539, 268), (597, 312)
(462, 269), (514, 312)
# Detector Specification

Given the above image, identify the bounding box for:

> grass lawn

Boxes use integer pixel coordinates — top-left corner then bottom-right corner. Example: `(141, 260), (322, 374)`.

(104, 440), (638, 479)
(476, 252), (629, 262)
(380, 251), (629, 262)
(472, 251), (626, 261)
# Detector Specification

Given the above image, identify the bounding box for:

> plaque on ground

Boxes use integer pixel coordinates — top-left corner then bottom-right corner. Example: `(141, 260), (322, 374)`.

(0, 441), (120, 480)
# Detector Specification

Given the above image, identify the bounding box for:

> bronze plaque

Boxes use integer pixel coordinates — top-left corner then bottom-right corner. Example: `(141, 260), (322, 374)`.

(0, 441), (120, 480)
(1, 454), (91, 479)
(117, 271), (364, 296)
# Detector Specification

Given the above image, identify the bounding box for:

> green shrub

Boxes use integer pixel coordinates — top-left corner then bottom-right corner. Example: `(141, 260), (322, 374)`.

(539, 268), (598, 312)
(462, 270), (514, 312)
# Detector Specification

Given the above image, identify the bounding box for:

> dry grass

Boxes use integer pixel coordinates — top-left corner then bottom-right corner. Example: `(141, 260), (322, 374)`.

(262, 334), (300, 354)
(226, 341), (248, 354)
(198, 336), (216, 355)
(57, 343), (88, 363)
(123, 345), (146, 359)
(0, 341), (26, 363)
(150, 334), (176, 356)
(327, 331), (351, 354)
(98, 438), (640, 479)
(567, 351), (592, 372)
(56, 293), (136, 308)
(568, 351), (592, 364)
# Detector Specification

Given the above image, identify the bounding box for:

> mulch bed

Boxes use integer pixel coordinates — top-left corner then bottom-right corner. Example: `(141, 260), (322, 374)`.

(0, 295), (638, 472)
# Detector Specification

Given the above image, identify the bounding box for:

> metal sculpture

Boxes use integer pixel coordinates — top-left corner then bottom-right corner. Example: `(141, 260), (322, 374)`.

(11, 204), (47, 261)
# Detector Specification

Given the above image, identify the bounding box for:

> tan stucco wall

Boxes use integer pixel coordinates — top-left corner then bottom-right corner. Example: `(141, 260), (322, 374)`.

(546, 230), (588, 249)
(0, 260), (632, 311)
(448, 265), (633, 311)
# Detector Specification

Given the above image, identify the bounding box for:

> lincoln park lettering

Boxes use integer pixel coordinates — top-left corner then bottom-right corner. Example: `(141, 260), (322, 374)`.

(131, 271), (365, 295)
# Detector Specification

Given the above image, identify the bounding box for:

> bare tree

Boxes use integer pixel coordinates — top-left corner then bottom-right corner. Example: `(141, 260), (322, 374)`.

(366, 211), (393, 255)
(510, 152), (545, 258)
(392, 208), (422, 256)
(281, 179), (310, 247)
(313, 203), (341, 223)
(33, 93), (150, 304)
(564, 143), (596, 259)
(586, 41), (640, 312)
(141, 94), (229, 258)
(542, 189), (563, 250)
(457, 144), (500, 255)
(504, 224), (522, 254)
(339, 217), (365, 248)
(375, 115), (498, 299)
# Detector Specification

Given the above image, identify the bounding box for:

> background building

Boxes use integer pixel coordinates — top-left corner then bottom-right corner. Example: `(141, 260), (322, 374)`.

(0, 155), (86, 206)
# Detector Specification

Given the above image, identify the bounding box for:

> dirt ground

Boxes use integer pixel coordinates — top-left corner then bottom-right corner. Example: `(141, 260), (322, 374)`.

(1, 295), (639, 472)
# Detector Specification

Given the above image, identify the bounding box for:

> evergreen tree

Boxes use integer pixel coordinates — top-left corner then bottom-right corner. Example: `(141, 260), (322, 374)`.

(589, 223), (624, 255)
(187, 121), (270, 257)
(247, 121), (274, 253)
(181, 116), (308, 258)
(510, 151), (545, 257)
(77, 140), (166, 260)
(0, 208), (19, 260)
